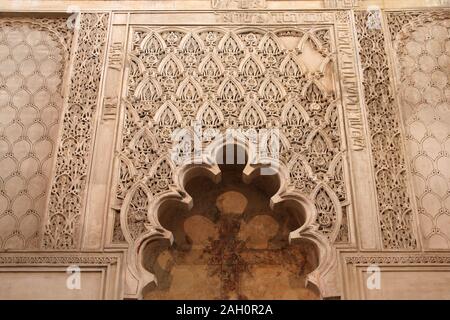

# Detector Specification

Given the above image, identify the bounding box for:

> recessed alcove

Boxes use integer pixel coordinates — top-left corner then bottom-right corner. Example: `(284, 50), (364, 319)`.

(141, 145), (319, 299)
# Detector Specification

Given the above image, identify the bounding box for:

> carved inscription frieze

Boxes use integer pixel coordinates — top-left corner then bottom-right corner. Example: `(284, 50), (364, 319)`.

(211, 0), (266, 10)
(215, 12), (335, 24)
(335, 11), (365, 151)
(108, 42), (124, 71)
(324, 0), (359, 8)
(103, 97), (119, 121)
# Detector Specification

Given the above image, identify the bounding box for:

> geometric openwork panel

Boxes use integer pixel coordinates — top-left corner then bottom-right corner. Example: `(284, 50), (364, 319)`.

(115, 25), (350, 246)
(0, 19), (72, 250)
(397, 18), (450, 249)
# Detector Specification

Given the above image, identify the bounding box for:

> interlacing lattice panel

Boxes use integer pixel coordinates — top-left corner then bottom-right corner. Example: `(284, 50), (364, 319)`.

(0, 18), (72, 250)
(115, 26), (351, 244)
(389, 12), (450, 249)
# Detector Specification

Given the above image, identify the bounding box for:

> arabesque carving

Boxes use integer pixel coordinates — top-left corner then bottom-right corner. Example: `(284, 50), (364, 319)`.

(114, 25), (352, 247)
(354, 11), (418, 249)
(0, 17), (73, 250)
(43, 13), (109, 249)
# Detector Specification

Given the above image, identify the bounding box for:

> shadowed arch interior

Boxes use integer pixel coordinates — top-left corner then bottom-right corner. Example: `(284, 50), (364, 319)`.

(141, 149), (319, 299)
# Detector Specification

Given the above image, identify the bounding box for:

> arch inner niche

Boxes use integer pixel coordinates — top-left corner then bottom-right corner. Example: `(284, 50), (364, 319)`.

(398, 18), (450, 249)
(141, 163), (319, 300)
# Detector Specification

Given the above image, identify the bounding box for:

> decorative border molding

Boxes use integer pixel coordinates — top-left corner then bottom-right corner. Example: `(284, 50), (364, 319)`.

(0, 17), (74, 250)
(344, 255), (450, 265)
(354, 10), (418, 250)
(0, 256), (119, 265)
(335, 10), (365, 151)
(43, 12), (110, 250)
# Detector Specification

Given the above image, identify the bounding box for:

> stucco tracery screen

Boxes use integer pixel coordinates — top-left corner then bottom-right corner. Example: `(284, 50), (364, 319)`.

(391, 13), (450, 249)
(0, 18), (72, 250)
(114, 23), (352, 250)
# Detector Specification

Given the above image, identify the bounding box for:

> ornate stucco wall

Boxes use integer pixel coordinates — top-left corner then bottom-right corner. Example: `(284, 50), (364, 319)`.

(0, 0), (449, 300)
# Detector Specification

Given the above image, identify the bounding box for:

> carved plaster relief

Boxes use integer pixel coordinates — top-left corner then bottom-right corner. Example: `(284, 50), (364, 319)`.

(0, 18), (72, 250)
(389, 11), (450, 249)
(43, 13), (109, 250)
(114, 24), (352, 249)
(0, 0), (450, 301)
(354, 11), (418, 250)
(211, 0), (267, 10)
(324, 0), (359, 8)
